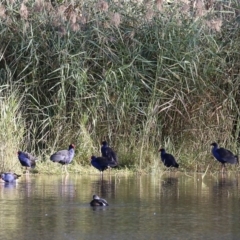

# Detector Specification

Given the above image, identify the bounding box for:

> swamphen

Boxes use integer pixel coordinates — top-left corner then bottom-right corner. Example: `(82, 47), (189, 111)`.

(159, 148), (179, 168)
(18, 151), (37, 173)
(91, 155), (118, 176)
(50, 144), (75, 174)
(0, 172), (21, 183)
(211, 142), (238, 171)
(101, 141), (118, 165)
(90, 194), (109, 206)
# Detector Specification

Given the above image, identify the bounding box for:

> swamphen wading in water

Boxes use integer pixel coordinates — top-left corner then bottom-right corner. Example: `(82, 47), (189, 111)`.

(159, 148), (179, 168)
(0, 172), (21, 183)
(211, 142), (238, 172)
(90, 194), (109, 206)
(50, 144), (75, 174)
(18, 151), (37, 173)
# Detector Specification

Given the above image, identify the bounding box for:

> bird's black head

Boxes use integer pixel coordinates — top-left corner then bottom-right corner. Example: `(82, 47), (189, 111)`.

(93, 194), (100, 200)
(17, 151), (21, 155)
(158, 148), (165, 152)
(210, 142), (218, 147)
(69, 144), (75, 149)
(102, 141), (108, 146)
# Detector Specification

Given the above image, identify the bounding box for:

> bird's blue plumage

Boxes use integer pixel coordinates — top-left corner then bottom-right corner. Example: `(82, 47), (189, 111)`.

(91, 156), (117, 172)
(159, 148), (179, 168)
(18, 151), (37, 168)
(211, 142), (238, 165)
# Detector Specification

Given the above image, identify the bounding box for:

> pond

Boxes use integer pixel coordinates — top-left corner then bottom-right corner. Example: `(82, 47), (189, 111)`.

(0, 172), (240, 240)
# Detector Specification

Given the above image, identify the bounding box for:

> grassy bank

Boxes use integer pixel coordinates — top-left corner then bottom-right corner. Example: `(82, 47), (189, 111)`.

(0, 0), (240, 173)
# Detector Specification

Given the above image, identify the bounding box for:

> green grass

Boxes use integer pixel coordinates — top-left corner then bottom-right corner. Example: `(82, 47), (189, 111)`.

(0, 0), (240, 173)
(0, 86), (24, 172)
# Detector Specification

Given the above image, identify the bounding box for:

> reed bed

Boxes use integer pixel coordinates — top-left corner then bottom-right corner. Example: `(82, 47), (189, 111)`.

(0, 0), (240, 173)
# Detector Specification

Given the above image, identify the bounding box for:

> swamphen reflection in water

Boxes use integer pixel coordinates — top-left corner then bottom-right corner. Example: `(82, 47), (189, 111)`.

(50, 144), (75, 174)
(0, 172), (21, 182)
(101, 141), (118, 165)
(90, 194), (109, 206)
(18, 151), (37, 173)
(211, 142), (238, 172)
(159, 148), (179, 168)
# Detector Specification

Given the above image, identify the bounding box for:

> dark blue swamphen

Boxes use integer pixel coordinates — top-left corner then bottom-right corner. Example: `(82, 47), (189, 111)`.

(18, 151), (37, 173)
(211, 142), (238, 172)
(90, 194), (109, 206)
(50, 144), (75, 174)
(0, 172), (21, 183)
(101, 141), (118, 165)
(159, 148), (179, 168)
(91, 155), (118, 177)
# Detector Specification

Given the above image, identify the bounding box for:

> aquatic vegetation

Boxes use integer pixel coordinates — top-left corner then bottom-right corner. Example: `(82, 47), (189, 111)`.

(0, 0), (240, 173)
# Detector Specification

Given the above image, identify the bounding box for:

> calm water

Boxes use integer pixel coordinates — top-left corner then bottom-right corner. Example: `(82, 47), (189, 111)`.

(0, 172), (240, 240)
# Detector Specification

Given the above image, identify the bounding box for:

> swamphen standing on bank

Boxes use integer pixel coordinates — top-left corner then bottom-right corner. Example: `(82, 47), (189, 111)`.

(0, 172), (21, 183)
(18, 151), (37, 172)
(159, 148), (179, 168)
(50, 144), (75, 174)
(101, 141), (118, 165)
(211, 142), (238, 172)
(91, 155), (118, 176)
(90, 194), (109, 206)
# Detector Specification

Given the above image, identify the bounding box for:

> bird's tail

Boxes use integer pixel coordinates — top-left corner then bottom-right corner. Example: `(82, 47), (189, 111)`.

(235, 155), (239, 165)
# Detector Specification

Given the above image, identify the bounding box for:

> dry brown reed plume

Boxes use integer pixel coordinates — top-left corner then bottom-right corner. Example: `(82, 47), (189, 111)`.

(0, 4), (6, 20)
(69, 10), (77, 24)
(206, 18), (222, 32)
(71, 22), (80, 31)
(20, 3), (29, 20)
(97, 0), (109, 12)
(181, 2), (190, 15)
(155, 0), (163, 12)
(57, 5), (68, 22)
(145, 9), (154, 22)
(69, 10), (80, 31)
(110, 12), (121, 27)
(34, 0), (53, 13)
(195, 0), (205, 17)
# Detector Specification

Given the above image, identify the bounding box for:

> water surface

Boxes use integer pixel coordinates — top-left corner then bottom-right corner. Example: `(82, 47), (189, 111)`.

(0, 173), (240, 240)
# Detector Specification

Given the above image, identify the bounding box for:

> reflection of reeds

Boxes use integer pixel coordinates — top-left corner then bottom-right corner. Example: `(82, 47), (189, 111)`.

(0, 0), (239, 172)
